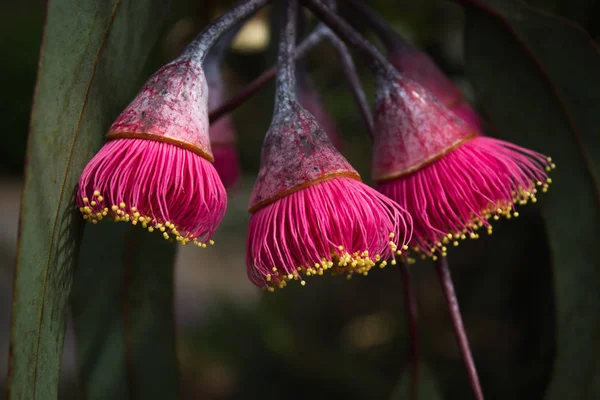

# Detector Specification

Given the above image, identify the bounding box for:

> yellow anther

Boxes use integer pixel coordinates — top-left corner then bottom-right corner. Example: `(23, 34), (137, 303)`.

(133, 212), (140, 218)
(391, 259), (397, 265)
(209, 240), (215, 245)
(403, 245), (408, 250)
(111, 205), (118, 211)
(454, 241), (459, 247)
(148, 226), (154, 232)
(131, 207), (137, 212)
(91, 219), (97, 224)
(287, 274), (293, 280)
(396, 250), (402, 255)
(272, 267), (277, 272)
(93, 190), (100, 196)
(119, 202), (126, 209)
(83, 215), (88, 220)
(301, 280), (306, 286)
(514, 212), (519, 217)
(432, 255), (438, 261)
(389, 232), (395, 238)
(338, 245), (344, 251)
(97, 196), (103, 202)
(266, 274), (271, 281)
(163, 232), (169, 239)
(91, 201), (97, 206)
(83, 197), (89, 203)
(201, 243), (207, 248)
(83, 206), (91, 214)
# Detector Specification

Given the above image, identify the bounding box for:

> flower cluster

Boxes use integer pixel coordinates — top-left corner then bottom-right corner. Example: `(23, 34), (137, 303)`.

(76, 0), (553, 295)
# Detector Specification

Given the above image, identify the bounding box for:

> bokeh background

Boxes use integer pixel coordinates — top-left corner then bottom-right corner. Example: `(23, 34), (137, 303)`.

(4, 0), (590, 398)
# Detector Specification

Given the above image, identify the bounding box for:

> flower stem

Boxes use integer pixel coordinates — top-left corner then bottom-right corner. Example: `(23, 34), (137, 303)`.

(343, 0), (405, 51)
(300, 0), (398, 83)
(322, 28), (373, 137)
(274, 0), (299, 114)
(434, 257), (484, 400)
(181, 0), (272, 63)
(209, 26), (326, 123)
(397, 260), (419, 400)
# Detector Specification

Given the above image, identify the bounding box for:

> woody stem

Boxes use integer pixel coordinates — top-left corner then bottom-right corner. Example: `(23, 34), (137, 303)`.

(209, 26), (326, 123)
(300, 0), (399, 83)
(435, 257), (484, 400)
(182, 0), (272, 63)
(343, 0), (406, 51)
(274, 0), (299, 112)
(322, 28), (373, 136)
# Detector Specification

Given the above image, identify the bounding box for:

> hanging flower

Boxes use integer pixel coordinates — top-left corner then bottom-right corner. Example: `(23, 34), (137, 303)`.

(373, 77), (553, 259)
(77, 55), (227, 247)
(247, 103), (412, 290)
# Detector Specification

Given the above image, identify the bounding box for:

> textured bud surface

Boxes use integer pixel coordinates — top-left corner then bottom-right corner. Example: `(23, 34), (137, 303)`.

(372, 78), (475, 181)
(107, 58), (213, 161)
(249, 102), (359, 212)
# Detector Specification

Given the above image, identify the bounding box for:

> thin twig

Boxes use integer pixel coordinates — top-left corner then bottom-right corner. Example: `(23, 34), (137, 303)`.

(322, 28), (373, 137)
(209, 26), (327, 123)
(182, 0), (273, 63)
(343, 0), (404, 51)
(397, 260), (419, 400)
(435, 257), (484, 400)
(300, 0), (398, 82)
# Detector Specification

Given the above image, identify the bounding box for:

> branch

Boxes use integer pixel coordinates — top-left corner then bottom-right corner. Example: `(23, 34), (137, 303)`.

(343, 0), (405, 51)
(181, 0), (272, 63)
(300, 0), (398, 82)
(322, 28), (373, 137)
(274, 0), (299, 112)
(209, 26), (327, 123)
(435, 257), (484, 400)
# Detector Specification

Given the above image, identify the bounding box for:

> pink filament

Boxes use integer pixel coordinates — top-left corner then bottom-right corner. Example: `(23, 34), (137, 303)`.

(77, 138), (227, 242)
(246, 177), (413, 288)
(212, 145), (241, 190)
(377, 136), (551, 255)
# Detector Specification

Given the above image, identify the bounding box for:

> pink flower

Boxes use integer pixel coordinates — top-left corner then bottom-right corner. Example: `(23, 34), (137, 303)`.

(246, 102), (412, 290)
(77, 56), (227, 247)
(373, 78), (553, 258)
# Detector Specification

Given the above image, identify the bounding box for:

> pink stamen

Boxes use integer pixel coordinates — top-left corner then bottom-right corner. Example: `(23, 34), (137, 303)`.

(247, 177), (413, 290)
(77, 138), (227, 246)
(377, 136), (553, 256)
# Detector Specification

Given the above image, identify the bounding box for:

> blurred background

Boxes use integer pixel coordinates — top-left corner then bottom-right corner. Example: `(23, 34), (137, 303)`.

(0, 0), (570, 398)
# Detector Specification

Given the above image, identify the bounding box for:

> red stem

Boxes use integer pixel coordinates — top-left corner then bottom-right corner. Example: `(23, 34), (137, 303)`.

(435, 257), (484, 400)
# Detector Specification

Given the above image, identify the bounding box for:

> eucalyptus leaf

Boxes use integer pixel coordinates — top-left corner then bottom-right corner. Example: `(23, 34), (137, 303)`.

(463, 1), (600, 398)
(8, 0), (169, 398)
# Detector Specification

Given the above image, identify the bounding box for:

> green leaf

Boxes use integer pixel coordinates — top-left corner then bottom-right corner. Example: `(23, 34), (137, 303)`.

(8, 0), (169, 398)
(463, 1), (600, 398)
(71, 223), (131, 400)
(122, 230), (179, 400)
(72, 225), (178, 400)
